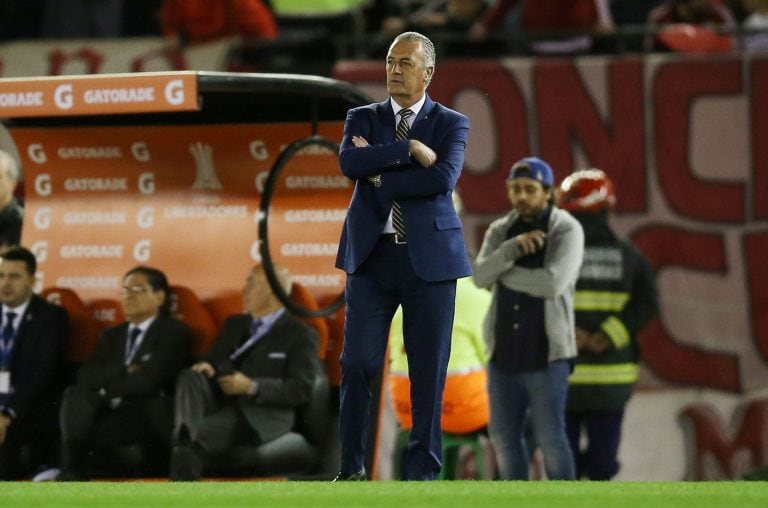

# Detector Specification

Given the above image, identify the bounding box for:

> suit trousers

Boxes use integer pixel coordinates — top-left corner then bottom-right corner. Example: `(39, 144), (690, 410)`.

(340, 237), (456, 480)
(565, 408), (625, 480)
(59, 384), (173, 473)
(174, 369), (257, 457)
(0, 413), (59, 479)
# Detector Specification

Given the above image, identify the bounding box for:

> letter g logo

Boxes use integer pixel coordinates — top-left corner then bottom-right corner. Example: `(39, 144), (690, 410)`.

(34, 174), (52, 196)
(54, 84), (74, 110)
(137, 207), (154, 229)
(165, 79), (184, 106)
(134, 239), (151, 262)
(28, 144), (47, 164)
(34, 207), (51, 229)
(131, 142), (151, 162)
(31, 241), (48, 263)
(250, 241), (262, 262)
(138, 172), (155, 195)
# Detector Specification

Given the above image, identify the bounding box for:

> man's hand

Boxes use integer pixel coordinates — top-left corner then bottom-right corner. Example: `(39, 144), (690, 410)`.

(409, 140), (437, 167)
(0, 414), (11, 444)
(126, 363), (141, 374)
(515, 230), (547, 256)
(217, 371), (254, 396)
(351, 136), (383, 185)
(575, 327), (591, 351)
(588, 331), (613, 354)
(192, 361), (215, 379)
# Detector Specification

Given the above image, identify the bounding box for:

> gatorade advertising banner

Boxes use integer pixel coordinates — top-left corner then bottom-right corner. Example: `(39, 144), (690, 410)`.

(0, 72), (199, 117)
(14, 122), (348, 305)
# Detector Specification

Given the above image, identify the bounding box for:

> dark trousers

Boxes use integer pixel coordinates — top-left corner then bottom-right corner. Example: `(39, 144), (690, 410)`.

(59, 384), (173, 475)
(565, 409), (625, 480)
(340, 238), (456, 480)
(173, 369), (257, 457)
(0, 413), (60, 479)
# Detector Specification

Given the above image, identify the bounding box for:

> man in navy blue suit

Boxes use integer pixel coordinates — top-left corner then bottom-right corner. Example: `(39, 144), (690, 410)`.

(334, 31), (471, 481)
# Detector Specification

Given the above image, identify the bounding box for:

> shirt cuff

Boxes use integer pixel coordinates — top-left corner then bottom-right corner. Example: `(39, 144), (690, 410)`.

(248, 379), (259, 397)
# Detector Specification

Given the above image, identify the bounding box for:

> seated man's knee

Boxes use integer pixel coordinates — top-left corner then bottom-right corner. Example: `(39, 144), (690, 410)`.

(176, 368), (208, 390)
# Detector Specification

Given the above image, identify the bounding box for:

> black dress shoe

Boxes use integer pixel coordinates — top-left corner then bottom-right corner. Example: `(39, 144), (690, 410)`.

(332, 469), (367, 481)
(169, 445), (203, 481)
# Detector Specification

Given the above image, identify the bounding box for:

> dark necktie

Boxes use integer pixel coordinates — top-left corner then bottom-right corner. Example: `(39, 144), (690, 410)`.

(2, 312), (16, 345)
(393, 108), (413, 239)
(125, 327), (141, 362)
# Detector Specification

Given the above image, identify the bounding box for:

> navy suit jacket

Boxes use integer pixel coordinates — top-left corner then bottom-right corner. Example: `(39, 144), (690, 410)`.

(335, 95), (472, 282)
(2, 295), (68, 424)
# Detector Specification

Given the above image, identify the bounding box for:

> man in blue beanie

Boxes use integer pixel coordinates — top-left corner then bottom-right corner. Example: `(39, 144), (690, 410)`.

(472, 156), (583, 480)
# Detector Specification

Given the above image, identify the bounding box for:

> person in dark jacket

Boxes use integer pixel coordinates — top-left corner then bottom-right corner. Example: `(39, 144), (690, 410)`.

(0, 247), (68, 479)
(58, 266), (192, 480)
(559, 169), (659, 480)
(169, 263), (317, 481)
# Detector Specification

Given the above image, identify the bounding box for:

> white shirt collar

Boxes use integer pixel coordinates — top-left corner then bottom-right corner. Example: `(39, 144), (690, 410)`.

(391, 95), (426, 123)
(3, 298), (32, 327)
(252, 307), (285, 330)
(130, 314), (157, 335)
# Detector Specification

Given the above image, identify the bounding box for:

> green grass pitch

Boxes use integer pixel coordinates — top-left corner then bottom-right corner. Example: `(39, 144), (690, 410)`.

(2, 481), (767, 508)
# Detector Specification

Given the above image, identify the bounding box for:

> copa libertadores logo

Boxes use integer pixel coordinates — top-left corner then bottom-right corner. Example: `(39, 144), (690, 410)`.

(190, 141), (223, 191)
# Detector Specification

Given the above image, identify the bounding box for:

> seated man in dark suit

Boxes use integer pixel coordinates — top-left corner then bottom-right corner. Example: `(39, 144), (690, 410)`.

(169, 263), (318, 481)
(58, 266), (192, 480)
(0, 246), (69, 479)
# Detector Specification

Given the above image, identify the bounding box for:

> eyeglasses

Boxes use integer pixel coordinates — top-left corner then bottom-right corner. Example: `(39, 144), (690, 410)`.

(119, 285), (152, 296)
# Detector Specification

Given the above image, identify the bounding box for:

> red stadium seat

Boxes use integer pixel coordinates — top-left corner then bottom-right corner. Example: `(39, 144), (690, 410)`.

(169, 285), (219, 358)
(317, 294), (344, 387)
(87, 298), (125, 330)
(41, 287), (101, 364)
(290, 283), (329, 360)
(203, 290), (244, 332)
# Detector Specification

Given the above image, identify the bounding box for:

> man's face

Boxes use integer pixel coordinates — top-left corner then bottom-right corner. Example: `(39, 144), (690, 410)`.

(242, 268), (272, 316)
(0, 259), (34, 308)
(0, 163), (17, 207)
(507, 177), (551, 219)
(386, 39), (433, 107)
(120, 272), (164, 323)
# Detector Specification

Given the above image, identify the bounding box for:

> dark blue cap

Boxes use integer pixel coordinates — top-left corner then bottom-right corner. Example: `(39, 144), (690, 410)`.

(508, 157), (554, 187)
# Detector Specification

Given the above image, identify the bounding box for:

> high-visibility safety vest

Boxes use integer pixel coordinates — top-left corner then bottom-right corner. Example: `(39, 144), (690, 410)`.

(567, 225), (659, 412)
(388, 277), (492, 434)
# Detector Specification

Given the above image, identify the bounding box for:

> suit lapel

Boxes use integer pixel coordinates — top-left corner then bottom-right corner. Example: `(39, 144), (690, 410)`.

(113, 322), (130, 362)
(377, 100), (397, 142)
(239, 314), (289, 365)
(379, 95), (435, 142)
(133, 317), (162, 361)
(409, 95), (435, 140)
(9, 296), (39, 366)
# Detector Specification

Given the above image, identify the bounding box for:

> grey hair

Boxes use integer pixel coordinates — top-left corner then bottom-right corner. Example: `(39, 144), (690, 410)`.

(392, 31), (436, 68)
(0, 149), (19, 180)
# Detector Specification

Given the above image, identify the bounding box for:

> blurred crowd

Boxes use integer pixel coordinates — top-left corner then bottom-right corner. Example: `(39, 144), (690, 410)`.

(0, 1), (767, 65)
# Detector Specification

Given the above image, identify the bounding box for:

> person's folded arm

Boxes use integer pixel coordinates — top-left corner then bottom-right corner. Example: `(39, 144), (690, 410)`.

(380, 114), (469, 199)
(339, 109), (411, 180)
(472, 219), (522, 289)
(499, 224), (584, 298)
